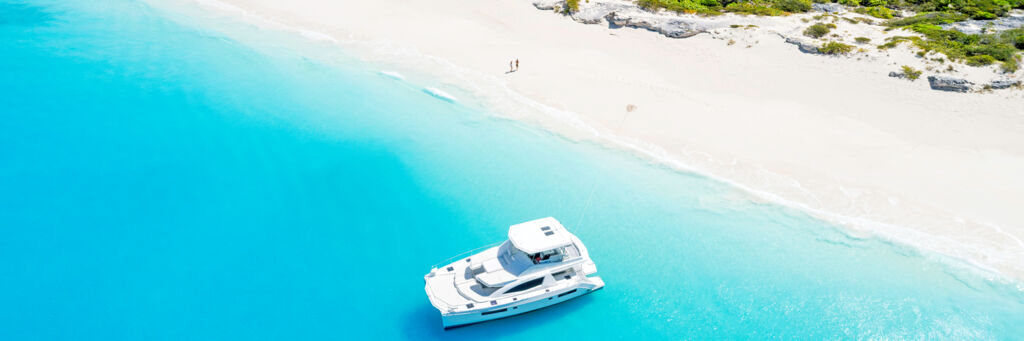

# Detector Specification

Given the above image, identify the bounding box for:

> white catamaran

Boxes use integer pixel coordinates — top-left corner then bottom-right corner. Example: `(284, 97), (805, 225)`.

(423, 217), (604, 329)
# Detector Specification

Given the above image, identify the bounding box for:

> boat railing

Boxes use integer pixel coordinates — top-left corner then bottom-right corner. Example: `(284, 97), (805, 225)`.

(430, 240), (504, 270)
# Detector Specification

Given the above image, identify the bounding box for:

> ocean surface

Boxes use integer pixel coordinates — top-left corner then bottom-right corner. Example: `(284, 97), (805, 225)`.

(1, 0), (1022, 339)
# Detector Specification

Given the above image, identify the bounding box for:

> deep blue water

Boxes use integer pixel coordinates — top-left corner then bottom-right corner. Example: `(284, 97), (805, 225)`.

(1, 1), (1022, 339)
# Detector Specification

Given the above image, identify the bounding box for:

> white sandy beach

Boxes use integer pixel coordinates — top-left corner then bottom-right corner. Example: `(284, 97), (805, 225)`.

(166, 0), (1024, 281)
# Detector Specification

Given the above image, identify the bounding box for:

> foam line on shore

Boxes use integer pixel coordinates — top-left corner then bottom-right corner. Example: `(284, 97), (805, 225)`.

(422, 87), (457, 102)
(379, 70), (405, 80)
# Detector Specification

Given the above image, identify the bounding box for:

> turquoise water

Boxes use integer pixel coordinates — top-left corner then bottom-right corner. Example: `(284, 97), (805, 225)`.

(2, 1), (1022, 339)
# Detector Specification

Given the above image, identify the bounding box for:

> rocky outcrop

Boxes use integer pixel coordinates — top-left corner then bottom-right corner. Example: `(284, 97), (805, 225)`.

(927, 76), (974, 92)
(785, 37), (819, 54)
(812, 3), (845, 13)
(941, 10), (1024, 34)
(572, 2), (633, 24)
(534, 0), (714, 38)
(532, 0), (563, 11)
(606, 12), (704, 38)
(888, 71), (906, 79)
(989, 79), (1021, 89)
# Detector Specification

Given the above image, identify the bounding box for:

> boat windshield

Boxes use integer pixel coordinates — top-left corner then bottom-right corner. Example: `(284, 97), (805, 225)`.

(498, 241), (533, 275)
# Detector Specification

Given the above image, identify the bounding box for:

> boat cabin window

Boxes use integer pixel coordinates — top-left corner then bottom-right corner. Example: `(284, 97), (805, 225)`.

(530, 249), (564, 264)
(552, 268), (576, 281)
(505, 277), (544, 294)
(563, 244), (580, 258)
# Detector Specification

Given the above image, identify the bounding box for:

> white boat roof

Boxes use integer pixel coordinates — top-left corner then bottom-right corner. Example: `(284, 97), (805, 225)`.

(508, 217), (573, 254)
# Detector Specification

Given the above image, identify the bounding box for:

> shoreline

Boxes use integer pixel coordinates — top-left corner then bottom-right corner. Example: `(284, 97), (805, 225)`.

(156, 0), (1024, 284)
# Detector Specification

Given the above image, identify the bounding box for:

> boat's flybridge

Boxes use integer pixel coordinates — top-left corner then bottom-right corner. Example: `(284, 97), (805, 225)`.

(424, 217), (604, 329)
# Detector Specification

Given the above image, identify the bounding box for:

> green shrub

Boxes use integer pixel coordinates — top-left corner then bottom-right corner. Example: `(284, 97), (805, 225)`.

(637, 0), (1023, 19)
(803, 23), (836, 38)
(855, 6), (895, 19)
(971, 11), (998, 20)
(967, 43), (1017, 62)
(894, 24), (1023, 68)
(886, 12), (967, 27)
(900, 65), (922, 80)
(774, 0), (812, 12)
(566, 0), (580, 12)
(637, 0), (719, 14)
(855, 36), (871, 44)
(820, 41), (855, 54)
(725, 2), (785, 15)
(1015, 34), (1024, 49)
(877, 36), (918, 49)
(966, 55), (997, 66)
(1002, 58), (1020, 73)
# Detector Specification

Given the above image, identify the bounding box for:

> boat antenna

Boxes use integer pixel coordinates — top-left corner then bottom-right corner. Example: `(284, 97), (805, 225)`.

(573, 182), (599, 233)
(572, 107), (633, 234)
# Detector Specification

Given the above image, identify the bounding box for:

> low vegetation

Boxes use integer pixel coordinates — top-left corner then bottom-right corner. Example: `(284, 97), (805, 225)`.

(639, 0), (1024, 19)
(883, 19), (1024, 72)
(966, 54), (997, 66)
(820, 41), (855, 54)
(853, 0), (1021, 20)
(803, 23), (836, 38)
(900, 65), (922, 80)
(636, 0), (1024, 72)
(724, 2), (787, 16)
(637, 0), (812, 15)
(566, 0), (581, 12)
(885, 12), (966, 27)
(854, 36), (871, 43)
(854, 6), (894, 19)
(839, 16), (875, 25)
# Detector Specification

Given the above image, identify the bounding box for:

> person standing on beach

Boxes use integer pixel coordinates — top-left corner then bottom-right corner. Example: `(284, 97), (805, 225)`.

(515, 59), (519, 70)
(509, 60), (514, 72)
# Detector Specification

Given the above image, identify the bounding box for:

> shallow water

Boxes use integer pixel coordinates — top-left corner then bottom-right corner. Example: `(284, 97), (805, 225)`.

(1, 1), (1022, 339)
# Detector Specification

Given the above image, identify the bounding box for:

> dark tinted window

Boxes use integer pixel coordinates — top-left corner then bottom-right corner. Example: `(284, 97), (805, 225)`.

(481, 308), (507, 315)
(506, 277), (544, 293)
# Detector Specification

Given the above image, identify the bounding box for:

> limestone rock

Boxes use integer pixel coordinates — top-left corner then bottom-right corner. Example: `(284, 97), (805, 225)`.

(571, 2), (632, 24)
(533, 0), (563, 11)
(605, 11), (704, 38)
(785, 37), (819, 54)
(927, 76), (973, 92)
(812, 3), (844, 13)
(989, 79), (1021, 89)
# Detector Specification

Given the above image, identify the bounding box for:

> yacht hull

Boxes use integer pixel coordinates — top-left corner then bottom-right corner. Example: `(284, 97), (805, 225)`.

(439, 278), (604, 329)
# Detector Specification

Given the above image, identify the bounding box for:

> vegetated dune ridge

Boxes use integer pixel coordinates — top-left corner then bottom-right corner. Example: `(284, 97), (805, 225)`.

(156, 0), (1024, 284)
